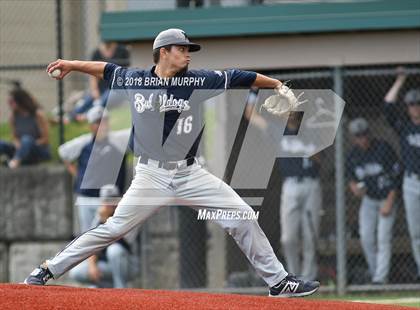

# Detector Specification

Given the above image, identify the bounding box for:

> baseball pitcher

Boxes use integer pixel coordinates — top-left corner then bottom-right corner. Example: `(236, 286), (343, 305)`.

(24, 29), (319, 297)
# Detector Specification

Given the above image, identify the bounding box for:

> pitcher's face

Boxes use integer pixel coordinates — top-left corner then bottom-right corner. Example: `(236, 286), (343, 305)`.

(166, 45), (191, 71)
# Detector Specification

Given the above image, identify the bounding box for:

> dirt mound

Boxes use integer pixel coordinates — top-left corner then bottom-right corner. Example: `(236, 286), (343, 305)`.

(0, 284), (410, 310)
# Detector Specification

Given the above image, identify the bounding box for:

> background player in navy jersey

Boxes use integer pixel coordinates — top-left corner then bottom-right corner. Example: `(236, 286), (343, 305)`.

(346, 118), (400, 284)
(58, 106), (129, 234)
(384, 68), (420, 282)
(245, 90), (322, 281)
(24, 28), (320, 297)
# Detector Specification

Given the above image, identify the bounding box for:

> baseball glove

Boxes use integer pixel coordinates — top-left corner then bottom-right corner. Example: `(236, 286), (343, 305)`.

(261, 83), (307, 116)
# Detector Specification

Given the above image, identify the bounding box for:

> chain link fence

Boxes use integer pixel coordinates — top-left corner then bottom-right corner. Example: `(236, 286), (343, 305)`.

(138, 65), (420, 292)
(342, 66), (420, 289)
(0, 0), (56, 129)
(218, 65), (420, 293)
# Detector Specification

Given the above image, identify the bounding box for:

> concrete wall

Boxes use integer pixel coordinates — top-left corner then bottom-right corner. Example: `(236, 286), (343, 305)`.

(8, 241), (74, 285)
(0, 164), (186, 288)
(0, 165), (73, 283)
(141, 207), (180, 289)
(0, 166), (73, 241)
(0, 243), (8, 283)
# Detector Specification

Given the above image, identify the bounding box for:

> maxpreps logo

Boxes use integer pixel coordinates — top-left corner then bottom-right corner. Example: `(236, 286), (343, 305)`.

(133, 92), (190, 114)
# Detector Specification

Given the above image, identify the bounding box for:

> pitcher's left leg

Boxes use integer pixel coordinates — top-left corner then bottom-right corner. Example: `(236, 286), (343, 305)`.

(176, 166), (286, 286)
(176, 166), (320, 296)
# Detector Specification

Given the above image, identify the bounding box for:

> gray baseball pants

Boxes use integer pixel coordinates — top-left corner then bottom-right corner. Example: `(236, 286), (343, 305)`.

(359, 195), (396, 283)
(402, 173), (420, 277)
(46, 161), (288, 287)
(280, 177), (322, 281)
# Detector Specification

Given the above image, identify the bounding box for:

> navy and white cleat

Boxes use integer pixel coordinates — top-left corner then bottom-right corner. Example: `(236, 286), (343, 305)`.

(23, 263), (53, 285)
(269, 274), (320, 298)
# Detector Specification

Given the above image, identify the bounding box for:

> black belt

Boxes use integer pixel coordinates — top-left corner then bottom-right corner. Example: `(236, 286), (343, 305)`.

(139, 155), (196, 170)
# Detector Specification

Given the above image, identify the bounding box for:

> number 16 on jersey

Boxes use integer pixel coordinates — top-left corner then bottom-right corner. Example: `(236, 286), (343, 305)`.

(176, 115), (193, 135)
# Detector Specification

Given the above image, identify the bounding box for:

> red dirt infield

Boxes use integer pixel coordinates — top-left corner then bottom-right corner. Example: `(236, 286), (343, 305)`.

(0, 284), (412, 310)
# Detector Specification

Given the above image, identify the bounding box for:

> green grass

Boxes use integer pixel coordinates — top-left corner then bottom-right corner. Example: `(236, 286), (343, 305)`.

(0, 120), (89, 162)
(0, 107), (133, 162)
(310, 292), (420, 308)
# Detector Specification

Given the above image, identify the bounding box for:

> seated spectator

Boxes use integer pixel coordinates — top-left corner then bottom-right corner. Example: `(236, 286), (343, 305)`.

(70, 41), (130, 122)
(0, 88), (50, 168)
(346, 118), (401, 284)
(69, 184), (140, 288)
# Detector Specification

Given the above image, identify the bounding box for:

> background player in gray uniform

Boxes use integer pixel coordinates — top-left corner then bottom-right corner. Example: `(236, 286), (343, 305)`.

(24, 28), (319, 297)
(346, 118), (400, 284)
(384, 68), (420, 282)
(245, 91), (322, 281)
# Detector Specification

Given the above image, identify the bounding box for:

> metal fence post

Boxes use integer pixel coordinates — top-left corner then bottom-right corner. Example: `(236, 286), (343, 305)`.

(333, 66), (347, 295)
(55, 0), (64, 145)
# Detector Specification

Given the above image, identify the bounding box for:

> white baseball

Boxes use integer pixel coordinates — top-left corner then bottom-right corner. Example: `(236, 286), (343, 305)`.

(48, 69), (61, 78)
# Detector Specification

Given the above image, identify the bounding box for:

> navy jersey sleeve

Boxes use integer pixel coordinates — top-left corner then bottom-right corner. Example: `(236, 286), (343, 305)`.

(103, 62), (142, 91)
(103, 63), (124, 85)
(345, 151), (357, 182)
(384, 101), (407, 134)
(381, 141), (402, 189)
(381, 142), (398, 170)
(103, 63), (137, 102)
(226, 69), (257, 88)
(203, 69), (257, 90)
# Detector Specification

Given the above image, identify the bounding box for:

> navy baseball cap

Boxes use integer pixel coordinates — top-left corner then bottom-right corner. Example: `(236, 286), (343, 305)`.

(348, 117), (369, 136)
(404, 89), (420, 106)
(153, 28), (201, 52)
